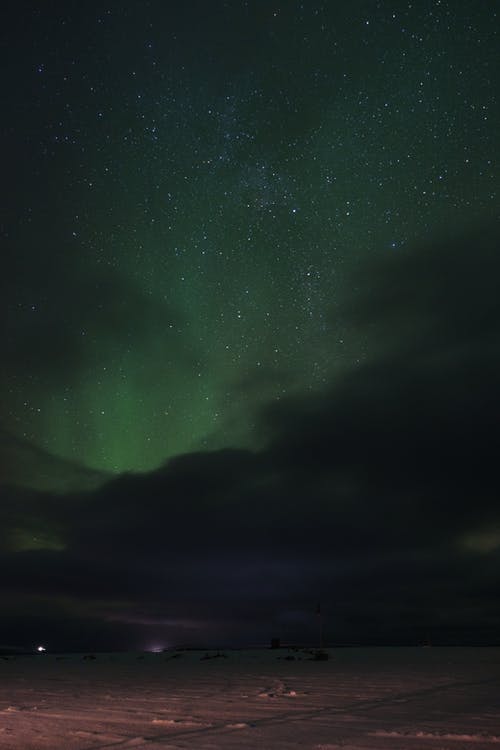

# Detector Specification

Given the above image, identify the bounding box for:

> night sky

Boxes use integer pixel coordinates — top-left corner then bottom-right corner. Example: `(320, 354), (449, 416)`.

(1, 1), (499, 652)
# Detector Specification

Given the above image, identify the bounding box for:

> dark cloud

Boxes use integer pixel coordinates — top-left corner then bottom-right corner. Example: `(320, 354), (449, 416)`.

(2, 225), (500, 649)
(0, 428), (109, 493)
(0, 259), (198, 385)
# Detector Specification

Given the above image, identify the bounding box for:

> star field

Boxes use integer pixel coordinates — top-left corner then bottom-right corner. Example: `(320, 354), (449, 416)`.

(2, 0), (500, 652)
(2, 0), (498, 476)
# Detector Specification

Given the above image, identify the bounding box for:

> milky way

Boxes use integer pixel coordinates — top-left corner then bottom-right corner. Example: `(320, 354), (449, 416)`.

(3, 1), (497, 476)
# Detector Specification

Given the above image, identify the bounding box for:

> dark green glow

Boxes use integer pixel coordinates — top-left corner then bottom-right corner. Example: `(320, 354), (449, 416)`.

(2, 1), (498, 479)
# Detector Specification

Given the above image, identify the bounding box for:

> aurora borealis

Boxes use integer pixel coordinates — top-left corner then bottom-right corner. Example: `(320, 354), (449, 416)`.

(1, 1), (500, 651)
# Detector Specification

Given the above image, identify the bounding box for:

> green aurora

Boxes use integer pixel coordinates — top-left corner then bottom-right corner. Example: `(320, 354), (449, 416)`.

(2, 1), (497, 479)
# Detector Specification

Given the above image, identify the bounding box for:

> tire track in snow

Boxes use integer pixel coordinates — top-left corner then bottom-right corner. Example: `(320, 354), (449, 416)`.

(88, 675), (500, 749)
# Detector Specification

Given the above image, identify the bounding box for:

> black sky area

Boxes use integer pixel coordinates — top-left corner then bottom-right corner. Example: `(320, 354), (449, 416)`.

(1, 1), (499, 652)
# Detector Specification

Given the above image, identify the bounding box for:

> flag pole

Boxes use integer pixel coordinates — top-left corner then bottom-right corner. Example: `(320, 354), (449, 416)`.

(317, 602), (323, 649)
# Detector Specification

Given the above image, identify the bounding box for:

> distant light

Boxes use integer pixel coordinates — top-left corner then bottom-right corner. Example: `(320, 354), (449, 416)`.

(147, 643), (168, 653)
(37, 645), (46, 652)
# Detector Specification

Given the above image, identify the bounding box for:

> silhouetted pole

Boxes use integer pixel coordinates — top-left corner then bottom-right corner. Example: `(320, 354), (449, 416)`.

(316, 602), (323, 649)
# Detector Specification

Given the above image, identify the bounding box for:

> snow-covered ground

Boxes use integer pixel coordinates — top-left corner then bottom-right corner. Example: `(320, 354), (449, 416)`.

(1, 647), (500, 749)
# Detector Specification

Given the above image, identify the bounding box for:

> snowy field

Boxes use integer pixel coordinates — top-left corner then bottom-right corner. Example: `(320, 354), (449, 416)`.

(1, 647), (500, 749)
